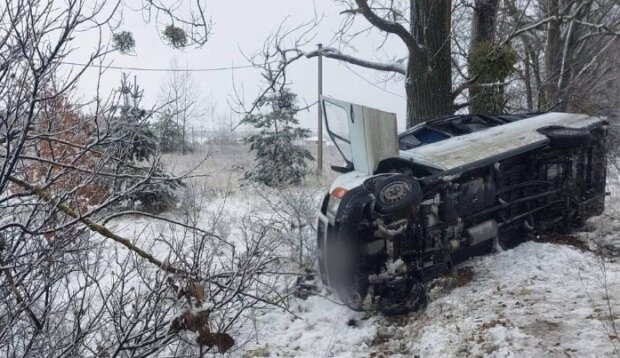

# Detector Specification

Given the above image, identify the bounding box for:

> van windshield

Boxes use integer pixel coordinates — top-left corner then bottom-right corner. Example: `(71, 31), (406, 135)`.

(399, 127), (451, 150)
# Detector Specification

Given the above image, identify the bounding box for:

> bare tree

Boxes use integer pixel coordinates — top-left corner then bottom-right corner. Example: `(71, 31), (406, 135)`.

(158, 57), (205, 154)
(502, 0), (619, 113)
(0, 1), (298, 356)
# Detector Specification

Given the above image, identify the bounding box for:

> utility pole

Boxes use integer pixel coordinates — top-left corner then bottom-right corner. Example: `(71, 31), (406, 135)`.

(317, 43), (323, 174)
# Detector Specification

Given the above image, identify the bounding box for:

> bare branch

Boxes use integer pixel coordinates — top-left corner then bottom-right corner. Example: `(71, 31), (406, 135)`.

(8, 175), (189, 276)
(353, 0), (418, 51)
(305, 46), (406, 74)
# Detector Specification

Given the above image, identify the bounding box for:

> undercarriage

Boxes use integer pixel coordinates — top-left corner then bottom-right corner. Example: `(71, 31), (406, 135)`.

(318, 126), (607, 315)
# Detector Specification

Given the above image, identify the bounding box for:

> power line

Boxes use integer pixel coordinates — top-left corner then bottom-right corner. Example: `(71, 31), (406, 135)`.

(60, 61), (265, 72)
(61, 59), (406, 100)
(341, 62), (405, 99)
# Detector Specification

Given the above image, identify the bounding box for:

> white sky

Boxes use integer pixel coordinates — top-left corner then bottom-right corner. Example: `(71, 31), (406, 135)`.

(68, 0), (409, 133)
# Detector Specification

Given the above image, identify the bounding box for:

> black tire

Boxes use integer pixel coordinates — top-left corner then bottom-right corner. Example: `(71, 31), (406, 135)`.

(327, 224), (367, 311)
(543, 127), (592, 149)
(374, 175), (422, 215)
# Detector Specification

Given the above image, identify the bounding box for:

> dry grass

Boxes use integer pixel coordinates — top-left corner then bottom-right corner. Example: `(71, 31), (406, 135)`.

(161, 142), (344, 191)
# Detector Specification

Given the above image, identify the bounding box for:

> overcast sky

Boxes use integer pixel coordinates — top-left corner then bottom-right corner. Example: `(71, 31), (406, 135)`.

(68, 0), (409, 133)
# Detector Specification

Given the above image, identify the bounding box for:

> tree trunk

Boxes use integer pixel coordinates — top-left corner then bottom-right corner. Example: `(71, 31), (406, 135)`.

(523, 52), (534, 111)
(532, 49), (544, 110)
(544, 0), (561, 109)
(406, 0), (453, 127)
(468, 0), (500, 114)
(470, 0), (499, 46)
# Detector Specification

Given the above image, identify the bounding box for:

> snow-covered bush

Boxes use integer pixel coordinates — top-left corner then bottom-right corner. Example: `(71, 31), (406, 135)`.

(254, 185), (321, 270)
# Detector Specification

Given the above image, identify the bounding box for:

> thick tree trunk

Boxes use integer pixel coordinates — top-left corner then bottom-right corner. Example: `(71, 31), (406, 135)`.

(406, 0), (453, 127)
(470, 0), (499, 46)
(468, 0), (500, 114)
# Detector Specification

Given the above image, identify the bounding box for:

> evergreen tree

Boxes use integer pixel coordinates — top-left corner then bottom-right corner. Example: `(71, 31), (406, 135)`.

(108, 74), (157, 161)
(101, 74), (182, 213)
(243, 87), (313, 187)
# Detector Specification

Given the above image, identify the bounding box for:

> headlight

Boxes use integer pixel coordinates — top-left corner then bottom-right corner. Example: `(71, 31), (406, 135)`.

(327, 187), (348, 216)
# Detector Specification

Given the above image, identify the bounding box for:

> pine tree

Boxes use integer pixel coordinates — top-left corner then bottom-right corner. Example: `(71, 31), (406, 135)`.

(243, 87), (313, 187)
(100, 74), (182, 213)
(108, 74), (157, 162)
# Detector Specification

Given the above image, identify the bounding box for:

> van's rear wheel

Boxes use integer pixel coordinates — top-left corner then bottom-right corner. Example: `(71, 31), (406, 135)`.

(541, 127), (592, 148)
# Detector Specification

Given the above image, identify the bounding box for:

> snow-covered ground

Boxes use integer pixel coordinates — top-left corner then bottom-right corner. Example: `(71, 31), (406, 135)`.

(149, 145), (620, 357)
(240, 242), (619, 358)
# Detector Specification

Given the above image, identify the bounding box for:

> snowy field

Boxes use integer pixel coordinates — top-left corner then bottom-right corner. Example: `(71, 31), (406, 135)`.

(112, 143), (620, 357)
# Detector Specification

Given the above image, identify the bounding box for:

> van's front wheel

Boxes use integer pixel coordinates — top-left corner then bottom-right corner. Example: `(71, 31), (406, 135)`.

(324, 223), (369, 311)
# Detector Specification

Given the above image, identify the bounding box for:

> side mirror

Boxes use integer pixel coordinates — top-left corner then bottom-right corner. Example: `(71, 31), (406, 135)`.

(331, 164), (354, 173)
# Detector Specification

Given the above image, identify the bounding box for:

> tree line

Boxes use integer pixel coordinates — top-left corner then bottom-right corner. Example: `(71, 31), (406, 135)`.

(242, 0), (619, 127)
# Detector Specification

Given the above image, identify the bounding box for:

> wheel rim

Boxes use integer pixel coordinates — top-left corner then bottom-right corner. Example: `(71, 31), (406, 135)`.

(380, 181), (410, 204)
